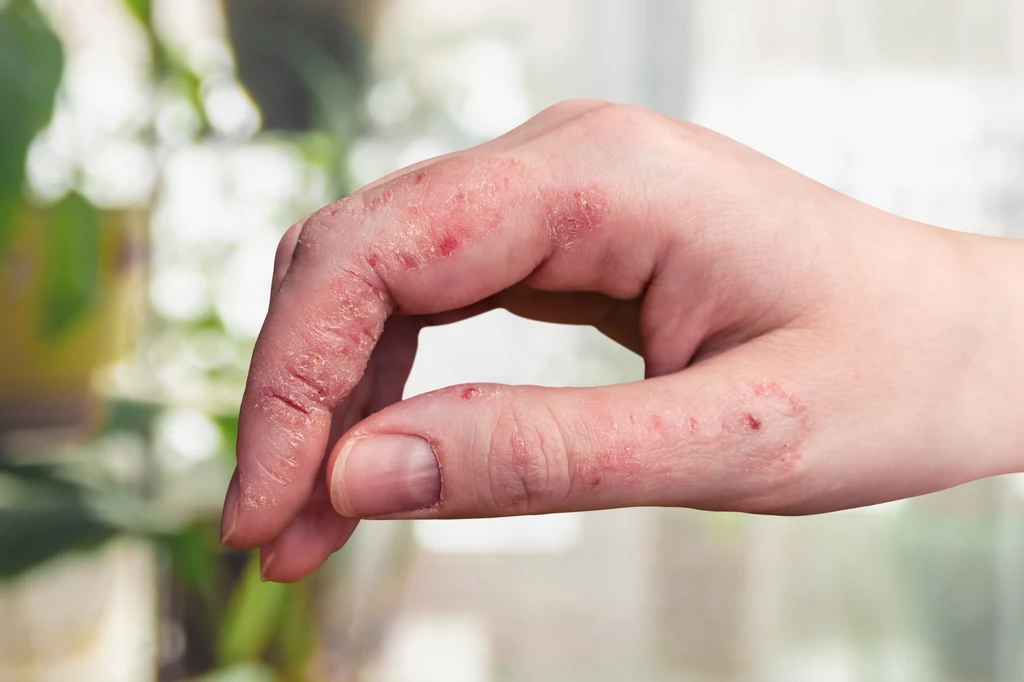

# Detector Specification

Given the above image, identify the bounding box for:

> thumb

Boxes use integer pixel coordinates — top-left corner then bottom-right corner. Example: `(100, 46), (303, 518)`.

(326, 366), (810, 519)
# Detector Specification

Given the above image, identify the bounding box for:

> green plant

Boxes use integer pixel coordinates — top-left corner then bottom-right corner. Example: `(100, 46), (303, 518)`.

(0, 0), (62, 262)
(1, 1), (385, 679)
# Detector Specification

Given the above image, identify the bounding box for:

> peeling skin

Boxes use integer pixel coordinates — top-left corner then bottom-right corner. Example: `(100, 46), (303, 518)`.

(315, 157), (612, 278)
(357, 157), (524, 272)
(245, 158), (615, 504)
(565, 379), (808, 499)
(541, 186), (610, 248)
(448, 379), (808, 513)
(246, 267), (389, 495)
(577, 446), (645, 491)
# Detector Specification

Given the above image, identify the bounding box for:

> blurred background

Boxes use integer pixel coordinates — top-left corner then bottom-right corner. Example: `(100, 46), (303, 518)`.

(1, 0), (1024, 680)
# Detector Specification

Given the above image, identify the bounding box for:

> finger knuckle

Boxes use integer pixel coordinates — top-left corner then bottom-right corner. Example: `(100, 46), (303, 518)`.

(294, 198), (365, 263)
(579, 102), (652, 131)
(725, 381), (814, 511)
(486, 398), (570, 514)
(546, 97), (610, 117)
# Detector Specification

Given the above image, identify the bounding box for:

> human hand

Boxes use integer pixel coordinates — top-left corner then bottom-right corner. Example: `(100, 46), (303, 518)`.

(220, 100), (1024, 582)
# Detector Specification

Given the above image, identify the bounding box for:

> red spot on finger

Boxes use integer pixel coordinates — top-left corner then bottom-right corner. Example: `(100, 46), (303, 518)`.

(436, 231), (460, 257)
(460, 386), (480, 401)
(576, 447), (644, 492)
(743, 413), (762, 431)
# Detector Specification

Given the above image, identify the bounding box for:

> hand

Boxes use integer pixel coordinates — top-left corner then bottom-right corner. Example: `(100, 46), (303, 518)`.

(220, 100), (1024, 582)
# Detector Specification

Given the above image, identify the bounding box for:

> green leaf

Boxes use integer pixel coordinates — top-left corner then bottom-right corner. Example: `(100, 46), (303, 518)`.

(104, 397), (163, 436)
(161, 524), (220, 611)
(122, 0), (151, 29)
(218, 554), (288, 666)
(39, 192), (103, 338)
(0, 459), (87, 500)
(0, 505), (115, 579)
(277, 584), (315, 680)
(0, 0), (63, 263)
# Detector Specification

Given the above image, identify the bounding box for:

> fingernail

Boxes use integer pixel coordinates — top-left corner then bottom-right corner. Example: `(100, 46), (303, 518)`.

(221, 469), (240, 546)
(260, 547), (277, 582)
(334, 435), (441, 517)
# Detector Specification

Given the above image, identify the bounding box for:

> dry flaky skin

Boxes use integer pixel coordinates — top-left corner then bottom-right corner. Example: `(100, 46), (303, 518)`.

(223, 100), (1024, 583)
(231, 143), (626, 550)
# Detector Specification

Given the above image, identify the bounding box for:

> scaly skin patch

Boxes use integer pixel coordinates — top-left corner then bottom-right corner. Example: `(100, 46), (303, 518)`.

(541, 186), (610, 248)
(562, 379), (808, 501)
(313, 157), (613, 276)
(358, 158), (524, 271)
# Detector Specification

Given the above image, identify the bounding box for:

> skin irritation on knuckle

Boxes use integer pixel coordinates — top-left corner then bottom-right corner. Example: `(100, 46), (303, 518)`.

(732, 380), (809, 476)
(541, 186), (610, 249)
(356, 159), (518, 272)
(489, 405), (564, 514)
(669, 381), (808, 483)
(346, 157), (612, 272)
(571, 408), (660, 493)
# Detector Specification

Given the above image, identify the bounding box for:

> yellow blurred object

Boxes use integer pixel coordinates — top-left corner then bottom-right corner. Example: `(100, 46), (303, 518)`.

(0, 200), (146, 441)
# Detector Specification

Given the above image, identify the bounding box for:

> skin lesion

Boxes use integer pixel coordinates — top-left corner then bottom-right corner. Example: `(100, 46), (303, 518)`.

(593, 380), (810, 505)
(727, 379), (810, 478)
(326, 155), (615, 277)
(541, 185), (611, 248)
(262, 387), (312, 417)
(742, 413), (763, 431)
(489, 405), (567, 515)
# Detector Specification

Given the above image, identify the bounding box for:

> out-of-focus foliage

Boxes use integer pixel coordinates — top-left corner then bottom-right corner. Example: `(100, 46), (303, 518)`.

(0, 0), (108, 341)
(0, 0), (383, 678)
(39, 193), (103, 336)
(0, 0), (62, 262)
(0, 461), (115, 578)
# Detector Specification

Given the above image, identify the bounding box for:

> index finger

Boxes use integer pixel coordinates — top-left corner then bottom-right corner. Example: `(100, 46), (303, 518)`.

(225, 105), (670, 548)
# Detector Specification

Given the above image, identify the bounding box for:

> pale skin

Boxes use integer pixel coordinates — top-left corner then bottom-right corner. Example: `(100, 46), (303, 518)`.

(220, 99), (1024, 583)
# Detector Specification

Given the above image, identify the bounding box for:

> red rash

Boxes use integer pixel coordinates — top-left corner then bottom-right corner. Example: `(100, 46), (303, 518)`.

(578, 447), (644, 490)
(564, 380), (808, 498)
(318, 158), (612, 274)
(688, 416), (700, 435)
(354, 158), (521, 272)
(541, 186), (610, 247)
(435, 231), (460, 257)
(731, 381), (808, 475)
